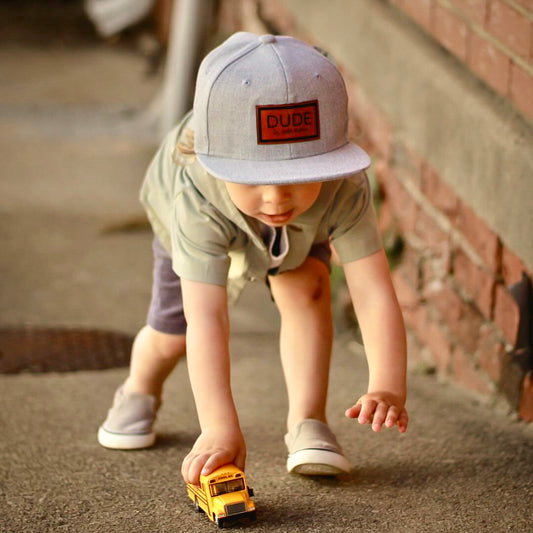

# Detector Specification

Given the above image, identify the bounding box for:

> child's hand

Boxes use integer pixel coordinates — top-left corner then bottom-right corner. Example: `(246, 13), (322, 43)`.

(345, 392), (408, 433)
(181, 424), (246, 485)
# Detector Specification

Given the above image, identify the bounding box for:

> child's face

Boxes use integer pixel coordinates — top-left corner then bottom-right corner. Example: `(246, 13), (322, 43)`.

(224, 182), (322, 227)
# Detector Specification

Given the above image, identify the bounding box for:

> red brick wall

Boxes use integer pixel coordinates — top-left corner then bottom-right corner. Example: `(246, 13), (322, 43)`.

(350, 62), (532, 420)
(358, 95), (532, 421)
(217, 0), (533, 421)
(380, 0), (533, 421)
(391, 0), (533, 122)
(345, 63), (531, 415)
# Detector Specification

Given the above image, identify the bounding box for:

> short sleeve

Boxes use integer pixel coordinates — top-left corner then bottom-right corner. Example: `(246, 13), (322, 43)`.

(329, 173), (382, 264)
(171, 183), (236, 286)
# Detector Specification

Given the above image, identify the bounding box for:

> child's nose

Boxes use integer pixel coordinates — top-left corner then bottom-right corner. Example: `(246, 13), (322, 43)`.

(262, 185), (291, 204)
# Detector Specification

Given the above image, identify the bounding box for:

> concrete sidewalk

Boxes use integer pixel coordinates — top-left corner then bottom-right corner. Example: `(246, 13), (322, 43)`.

(1, 18), (532, 533)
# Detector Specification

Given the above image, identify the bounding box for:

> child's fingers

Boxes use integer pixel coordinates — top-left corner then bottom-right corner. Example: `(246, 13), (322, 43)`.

(397, 409), (409, 433)
(182, 442), (247, 486)
(183, 450), (235, 485)
(356, 398), (377, 425)
(182, 452), (209, 486)
(201, 450), (234, 477)
(347, 396), (409, 433)
(384, 406), (408, 433)
(371, 402), (391, 432)
(384, 405), (401, 428)
(344, 402), (362, 419)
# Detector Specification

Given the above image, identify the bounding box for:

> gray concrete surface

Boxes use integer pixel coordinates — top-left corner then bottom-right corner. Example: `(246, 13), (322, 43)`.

(1, 10), (532, 533)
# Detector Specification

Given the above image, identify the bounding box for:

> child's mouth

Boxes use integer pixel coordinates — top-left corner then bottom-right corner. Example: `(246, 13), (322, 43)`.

(261, 209), (294, 225)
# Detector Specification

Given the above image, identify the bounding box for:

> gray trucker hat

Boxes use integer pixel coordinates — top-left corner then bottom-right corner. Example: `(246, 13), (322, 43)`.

(193, 32), (370, 185)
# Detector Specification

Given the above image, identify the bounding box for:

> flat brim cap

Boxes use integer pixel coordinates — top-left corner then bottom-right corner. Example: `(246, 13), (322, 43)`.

(193, 32), (370, 185)
(197, 142), (370, 185)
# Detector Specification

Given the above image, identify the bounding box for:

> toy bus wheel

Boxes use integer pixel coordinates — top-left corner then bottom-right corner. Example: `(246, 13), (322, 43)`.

(214, 515), (225, 529)
(249, 510), (257, 522)
(194, 499), (202, 513)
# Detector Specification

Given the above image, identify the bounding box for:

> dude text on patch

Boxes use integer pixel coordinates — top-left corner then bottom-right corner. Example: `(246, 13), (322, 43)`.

(256, 100), (320, 144)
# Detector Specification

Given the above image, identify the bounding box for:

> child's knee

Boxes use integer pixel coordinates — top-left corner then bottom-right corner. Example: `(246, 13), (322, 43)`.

(298, 272), (329, 305)
(160, 335), (186, 361)
(273, 259), (331, 310)
(143, 326), (187, 361)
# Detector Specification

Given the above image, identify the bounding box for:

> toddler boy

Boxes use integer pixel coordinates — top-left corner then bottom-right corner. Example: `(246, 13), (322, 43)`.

(98, 32), (408, 485)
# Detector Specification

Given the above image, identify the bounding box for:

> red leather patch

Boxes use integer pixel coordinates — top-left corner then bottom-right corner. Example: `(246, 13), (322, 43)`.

(256, 100), (320, 144)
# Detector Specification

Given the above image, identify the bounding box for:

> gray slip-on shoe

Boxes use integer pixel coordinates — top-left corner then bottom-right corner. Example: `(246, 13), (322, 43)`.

(98, 386), (158, 450)
(285, 419), (352, 475)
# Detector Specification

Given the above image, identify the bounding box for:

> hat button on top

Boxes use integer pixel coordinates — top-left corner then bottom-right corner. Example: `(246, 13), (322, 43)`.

(259, 34), (276, 44)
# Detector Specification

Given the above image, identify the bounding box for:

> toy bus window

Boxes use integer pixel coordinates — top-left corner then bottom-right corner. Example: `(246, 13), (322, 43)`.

(227, 479), (245, 493)
(210, 479), (245, 496)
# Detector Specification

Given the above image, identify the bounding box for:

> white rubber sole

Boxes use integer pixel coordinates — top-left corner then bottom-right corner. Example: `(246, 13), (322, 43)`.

(287, 449), (352, 475)
(97, 426), (156, 450)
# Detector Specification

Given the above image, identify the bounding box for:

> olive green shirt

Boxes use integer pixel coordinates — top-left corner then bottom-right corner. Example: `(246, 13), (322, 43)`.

(140, 114), (382, 302)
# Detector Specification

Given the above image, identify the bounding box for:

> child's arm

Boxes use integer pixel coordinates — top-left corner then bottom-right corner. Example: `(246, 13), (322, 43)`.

(342, 249), (409, 433)
(180, 278), (246, 485)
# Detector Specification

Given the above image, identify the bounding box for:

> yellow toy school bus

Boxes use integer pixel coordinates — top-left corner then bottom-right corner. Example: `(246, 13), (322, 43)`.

(186, 464), (256, 528)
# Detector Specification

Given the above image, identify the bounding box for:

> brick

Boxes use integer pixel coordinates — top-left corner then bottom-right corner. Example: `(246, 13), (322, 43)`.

(360, 101), (393, 160)
(518, 372), (533, 422)
(403, 295), (454, 376)
(392, 267), (421, 310)
(345, 78), (393, 156)
(402, 296), (428, 335)
(345, 79), (372, 150)
(391, 142), (423, 187)
(501, 246), (530, 286)
(455, 303), (485, 353)
(425, 318), (454, 374)
(402, 289), (426, 327)
(514, 1), (533, 12)
(396, 243), (422, 292)
(402, 298), (424, 336)
(376, 163), (419, 233)
(258, 0), (295, 34)
(375, 159), (394, 190)
(488, 1), (532, 58)
(455, 201), (500, 272)
(396, 0), (433, 30)
(476, 323), (505, 382)
(452, 344), (494, 395)
(421, 249), (452, 287)
(377, 192), (394, 235)
(449, 0), (488, 25)
(393, 269), (425, 344)
(421, 164), (460, 221)
(453, 248), (496, 319)
(424, 277), (462, 323)
(510, 63), (533, 122)
(425, 278), (484, 352)
(432, 4), (469, 61)
(240, 0), (269, 34)
(405, 330), (428, 368)
(468, 31), (511, 95)
(414, 208), (449, 250)
(218, 2), (242, 33)
(493, 283), (521, 345)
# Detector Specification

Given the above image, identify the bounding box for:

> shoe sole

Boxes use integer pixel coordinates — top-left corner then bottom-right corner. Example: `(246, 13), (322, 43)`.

(98, 426), (156, 450)
(287, 449), (352, 475)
